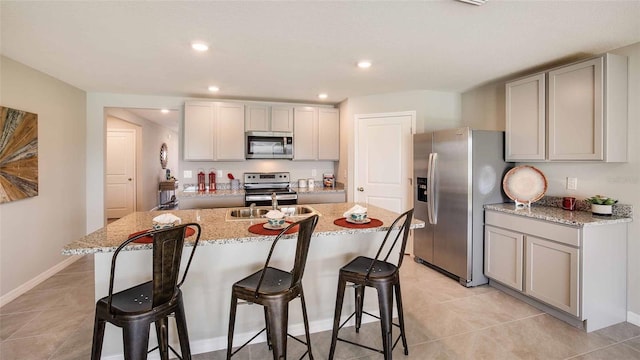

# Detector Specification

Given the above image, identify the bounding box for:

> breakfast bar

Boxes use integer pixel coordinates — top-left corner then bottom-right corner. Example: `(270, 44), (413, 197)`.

(63, 203), (424, 358)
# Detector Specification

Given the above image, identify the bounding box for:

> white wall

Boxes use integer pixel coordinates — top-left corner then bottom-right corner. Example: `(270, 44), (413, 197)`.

(461, 42), (640, 317)
(106, 109), (179, 212)
(0, 56), (86, 300)
(338, 90), (462, 200)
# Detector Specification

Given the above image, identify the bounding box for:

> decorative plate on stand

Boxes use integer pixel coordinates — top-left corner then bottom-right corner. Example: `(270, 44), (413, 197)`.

(502, 165), (548, 206)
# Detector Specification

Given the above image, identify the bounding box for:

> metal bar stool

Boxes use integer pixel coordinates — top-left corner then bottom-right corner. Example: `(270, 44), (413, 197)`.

(226, 214), (319, 360)
(328, 209), (414, 360)
(91, 223), (201, 360)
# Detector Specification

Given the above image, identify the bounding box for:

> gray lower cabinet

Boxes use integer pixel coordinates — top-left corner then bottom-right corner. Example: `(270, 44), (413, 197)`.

(484, 210), (627, 332)
(297, 191), (345, 205)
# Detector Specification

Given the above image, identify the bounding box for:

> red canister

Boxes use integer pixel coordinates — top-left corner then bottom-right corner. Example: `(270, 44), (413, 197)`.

(197, 169), (206, 191)
(208, 169), (216, 191)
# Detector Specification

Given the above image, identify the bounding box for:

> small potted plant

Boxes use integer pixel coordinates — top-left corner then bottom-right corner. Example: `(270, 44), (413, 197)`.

(586, 195), (617, 216)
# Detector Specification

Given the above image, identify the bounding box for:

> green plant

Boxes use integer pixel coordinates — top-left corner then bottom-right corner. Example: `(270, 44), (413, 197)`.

(585, 195), (618, 205)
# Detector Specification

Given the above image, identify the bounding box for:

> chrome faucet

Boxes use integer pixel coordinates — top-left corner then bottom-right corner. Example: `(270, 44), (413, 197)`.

(271, 192), (278, 210)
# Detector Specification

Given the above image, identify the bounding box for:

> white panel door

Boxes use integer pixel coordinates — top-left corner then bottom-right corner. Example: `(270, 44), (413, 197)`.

(355, 112), (414, 213)
(484, 225), (524, 291)
(106, 129), (135, 218)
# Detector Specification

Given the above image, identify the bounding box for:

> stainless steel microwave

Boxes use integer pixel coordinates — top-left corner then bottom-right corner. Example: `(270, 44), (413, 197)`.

(245, 131), (293, 159)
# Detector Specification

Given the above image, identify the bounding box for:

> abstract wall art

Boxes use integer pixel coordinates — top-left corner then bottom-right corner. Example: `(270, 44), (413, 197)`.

(0, 106), (38, 204)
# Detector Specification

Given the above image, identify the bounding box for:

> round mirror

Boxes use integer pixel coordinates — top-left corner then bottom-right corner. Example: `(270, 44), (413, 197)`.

(160, 143), (168, 169)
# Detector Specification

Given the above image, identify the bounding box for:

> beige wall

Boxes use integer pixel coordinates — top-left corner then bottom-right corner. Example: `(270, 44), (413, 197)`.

(0, 56), (86, 300)
(461, 42), (640, 317)
(338, 90), (462, 199)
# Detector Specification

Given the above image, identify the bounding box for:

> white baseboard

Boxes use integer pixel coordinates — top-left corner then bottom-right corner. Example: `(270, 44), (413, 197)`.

(0, 255), (83, 308)
(101, 312), (380, 359)
(628, 311), (640, 327)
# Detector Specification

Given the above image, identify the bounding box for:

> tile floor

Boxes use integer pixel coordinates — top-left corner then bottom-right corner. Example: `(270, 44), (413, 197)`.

(1, 255), (639, 360)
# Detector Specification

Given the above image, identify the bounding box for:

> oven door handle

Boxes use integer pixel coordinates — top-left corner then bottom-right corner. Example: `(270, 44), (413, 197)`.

(245, 194), (298, 202)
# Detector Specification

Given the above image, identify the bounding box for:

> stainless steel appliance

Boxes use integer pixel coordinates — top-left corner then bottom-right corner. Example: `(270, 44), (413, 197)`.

(413, 127), (512, 287)
(245, 132), (293, 159)
(243, 172), (297, 206)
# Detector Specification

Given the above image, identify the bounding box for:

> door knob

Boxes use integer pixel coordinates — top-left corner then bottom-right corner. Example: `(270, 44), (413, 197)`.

(357, 187), (364, 192)
(128, 178), (132, 181)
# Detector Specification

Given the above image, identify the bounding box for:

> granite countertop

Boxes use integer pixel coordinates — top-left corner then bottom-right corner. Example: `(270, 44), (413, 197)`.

(179, 183), (345, 198)
(485, 202), (633, 227)
(63, 202), (424, 255)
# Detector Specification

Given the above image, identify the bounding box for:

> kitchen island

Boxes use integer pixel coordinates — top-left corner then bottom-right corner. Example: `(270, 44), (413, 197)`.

(64, 203), (423, 358)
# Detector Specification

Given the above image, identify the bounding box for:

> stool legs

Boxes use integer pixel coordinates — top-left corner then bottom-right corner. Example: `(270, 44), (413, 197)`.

(376, 283), (394, 360)
(154, 317), (169, 360)
(354, 285), (365, 333)
(122, 320), (151, 360)
(175, 299), (192, 359)
(328, 275), (347, 360)
(226, 294), (238, 360)
(394, 282), (409, 355)
(91, 314), (106, 360)
(299, 288), (314, 360)
(265, 301), (289, 360)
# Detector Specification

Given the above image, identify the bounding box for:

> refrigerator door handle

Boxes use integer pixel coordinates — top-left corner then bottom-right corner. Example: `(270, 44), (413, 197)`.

(427, 152), (438, 224)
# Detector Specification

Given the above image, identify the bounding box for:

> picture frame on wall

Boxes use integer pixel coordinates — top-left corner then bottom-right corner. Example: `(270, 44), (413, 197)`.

(0, 106), (38, 204)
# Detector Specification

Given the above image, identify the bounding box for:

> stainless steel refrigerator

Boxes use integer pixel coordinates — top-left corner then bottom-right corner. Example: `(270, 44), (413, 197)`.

(413, 127), (512, 287)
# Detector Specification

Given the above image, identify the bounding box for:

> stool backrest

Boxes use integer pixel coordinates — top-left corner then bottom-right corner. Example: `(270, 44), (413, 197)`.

(107, 223), (201, 311)
(367, 209), (414, 278)
(255, 214), (319, 297)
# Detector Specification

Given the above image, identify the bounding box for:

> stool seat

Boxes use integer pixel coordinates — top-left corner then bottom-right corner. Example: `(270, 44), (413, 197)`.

(234, 267), (293, 297)
(329, 209), (414, 360)
(341, 256), (398, 279)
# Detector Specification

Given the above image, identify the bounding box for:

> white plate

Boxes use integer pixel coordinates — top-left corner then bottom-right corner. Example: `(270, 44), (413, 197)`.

(346, 217), (371, 224)
(263, 222), (287, 230)
(502, 165), (548, 203)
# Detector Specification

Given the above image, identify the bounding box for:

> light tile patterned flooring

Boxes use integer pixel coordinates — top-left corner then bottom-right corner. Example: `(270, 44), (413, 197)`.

(1, 255), (639, 359)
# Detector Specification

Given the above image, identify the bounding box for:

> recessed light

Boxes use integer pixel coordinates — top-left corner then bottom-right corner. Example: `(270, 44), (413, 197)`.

(191, 41), (209, 52)
(318, 93), (328, 99)
(208, 86), (220, 92)
(161, 109), (170, 114)
(357, 60), (372, 69)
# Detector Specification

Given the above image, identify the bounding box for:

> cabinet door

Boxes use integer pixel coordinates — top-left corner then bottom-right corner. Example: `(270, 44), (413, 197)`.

(318, 108), (340, 160)
(525, 236), (580, 316)
(505, 73), (546, 161)
(293, 107), (317, 160)
(548, 57), (603, 161)
(245, 105), (270, 132)
(215, 103), (245, 161)
(184, 102), (215, 160)
(271, 106), (293, 132)
(484, 225), (524, 291)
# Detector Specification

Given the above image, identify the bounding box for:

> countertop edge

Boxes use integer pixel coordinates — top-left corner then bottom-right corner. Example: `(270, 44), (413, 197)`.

(484, 203), (633, 227)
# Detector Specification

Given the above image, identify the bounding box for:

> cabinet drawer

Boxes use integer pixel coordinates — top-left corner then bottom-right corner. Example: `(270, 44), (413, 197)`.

(485, 211), (580, 247)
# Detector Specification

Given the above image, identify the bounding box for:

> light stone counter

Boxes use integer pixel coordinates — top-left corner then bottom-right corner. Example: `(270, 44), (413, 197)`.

(63, 202), (421, 255)
(69, 203), (423, 357)
(485, 203), (632, 227)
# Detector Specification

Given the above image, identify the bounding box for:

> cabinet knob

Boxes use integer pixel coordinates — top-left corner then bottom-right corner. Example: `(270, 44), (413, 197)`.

(357, 187), (364, 192)
(128, 178), (132, 181)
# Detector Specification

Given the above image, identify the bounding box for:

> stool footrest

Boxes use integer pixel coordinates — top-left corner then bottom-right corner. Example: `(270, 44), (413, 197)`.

(229, 328), (266, 357)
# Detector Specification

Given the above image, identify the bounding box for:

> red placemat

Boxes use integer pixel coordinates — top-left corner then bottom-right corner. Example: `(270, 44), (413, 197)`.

(128, 227), (196, 244)
(334, 217), (383, 229)
(248, 222), (299, 235)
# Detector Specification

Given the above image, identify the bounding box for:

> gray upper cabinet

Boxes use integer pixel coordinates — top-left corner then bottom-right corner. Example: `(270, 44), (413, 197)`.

(184, 101), (245, 161)
(505, 53), (628, 162)
(293, 107), (340, 160)
(506, 73), (546, 161)
(245, 104), (294, 132)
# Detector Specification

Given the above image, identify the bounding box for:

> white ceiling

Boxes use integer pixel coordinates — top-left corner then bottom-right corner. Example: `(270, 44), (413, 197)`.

(2, 1), (639, 108)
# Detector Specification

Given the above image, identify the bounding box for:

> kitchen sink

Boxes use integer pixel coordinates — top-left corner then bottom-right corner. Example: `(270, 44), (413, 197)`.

(225, 205), (319, 221)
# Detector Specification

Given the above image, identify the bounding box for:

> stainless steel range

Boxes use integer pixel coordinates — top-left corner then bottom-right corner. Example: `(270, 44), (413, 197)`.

(243, 172), (297, 206)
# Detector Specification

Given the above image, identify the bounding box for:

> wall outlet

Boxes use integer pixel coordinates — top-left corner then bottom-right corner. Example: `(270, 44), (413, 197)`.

(184, 170), (193, 179)
(567, 177), (578, 190)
